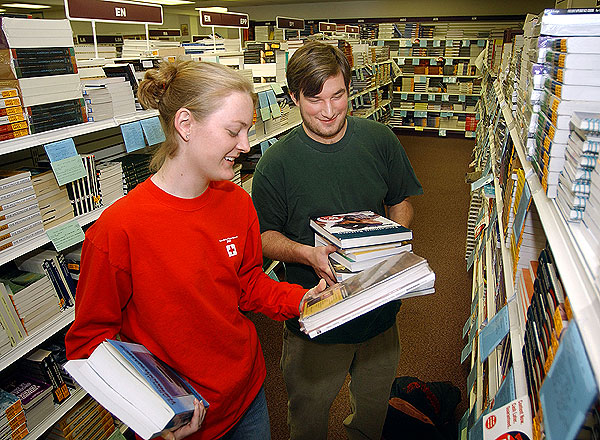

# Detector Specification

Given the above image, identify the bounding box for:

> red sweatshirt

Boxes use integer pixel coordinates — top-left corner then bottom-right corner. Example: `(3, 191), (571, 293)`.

(65, 178), (307, 440)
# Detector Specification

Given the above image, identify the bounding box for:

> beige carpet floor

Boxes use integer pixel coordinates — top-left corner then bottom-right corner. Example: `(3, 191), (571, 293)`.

(248, 132), (475, 439)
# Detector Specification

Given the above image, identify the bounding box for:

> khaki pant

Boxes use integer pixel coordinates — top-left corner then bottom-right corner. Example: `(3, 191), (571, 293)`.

(281, 324), (401, 440)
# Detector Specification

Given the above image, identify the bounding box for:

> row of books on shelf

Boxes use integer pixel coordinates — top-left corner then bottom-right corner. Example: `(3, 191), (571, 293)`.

(502, 10), (600, 208)
(388, 114), (477, 131)
(396, 76), (481, 94)
(0, 246), (81, 349)
(0, 152), (152, 256)
(395, 59), (478, 77)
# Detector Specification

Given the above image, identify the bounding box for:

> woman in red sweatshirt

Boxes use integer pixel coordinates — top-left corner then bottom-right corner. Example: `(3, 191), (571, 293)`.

(65, 60), (324, 440)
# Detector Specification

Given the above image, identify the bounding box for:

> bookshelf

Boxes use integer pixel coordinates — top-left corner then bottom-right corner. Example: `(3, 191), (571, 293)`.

(349, 60), (393, 123)
(495, 82), (600, 385)
(23, 385), (88, 440)
(0, 107), (163, 440)
(371, 38), (483, 136)
(463, 60), (600, 438)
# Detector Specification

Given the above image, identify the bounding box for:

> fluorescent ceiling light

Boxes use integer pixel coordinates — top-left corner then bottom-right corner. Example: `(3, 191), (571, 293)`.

(1, 3), (51, 8)
(195, 7), (228, 11)
(137, 0), (193, 4)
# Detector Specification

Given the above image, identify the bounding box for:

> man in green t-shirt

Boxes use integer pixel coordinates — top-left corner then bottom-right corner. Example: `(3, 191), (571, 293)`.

(252, 41), (423, 440)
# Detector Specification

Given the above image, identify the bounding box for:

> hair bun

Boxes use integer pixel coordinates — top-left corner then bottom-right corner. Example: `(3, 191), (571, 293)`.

(137, 62), (179, 110)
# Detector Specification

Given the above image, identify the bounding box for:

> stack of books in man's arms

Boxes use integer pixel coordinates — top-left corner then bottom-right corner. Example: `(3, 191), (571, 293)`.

(299, 250), (435, 338)
(310, 210), (413, 281)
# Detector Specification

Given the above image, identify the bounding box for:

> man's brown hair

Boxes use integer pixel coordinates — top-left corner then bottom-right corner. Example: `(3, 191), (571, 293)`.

(286, 41), (351, 99)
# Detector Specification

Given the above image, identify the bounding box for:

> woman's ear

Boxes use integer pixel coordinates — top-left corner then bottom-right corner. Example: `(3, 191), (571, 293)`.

(174, 107), (192, 142)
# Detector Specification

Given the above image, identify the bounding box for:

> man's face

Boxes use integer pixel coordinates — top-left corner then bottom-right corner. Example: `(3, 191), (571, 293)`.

(292, 72), (348, 144)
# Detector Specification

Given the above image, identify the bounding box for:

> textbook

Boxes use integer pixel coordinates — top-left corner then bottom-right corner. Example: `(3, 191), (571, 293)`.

(299, 251), (435, 338)
(309, 211), (412, 248)
(65, 339), (209, 440)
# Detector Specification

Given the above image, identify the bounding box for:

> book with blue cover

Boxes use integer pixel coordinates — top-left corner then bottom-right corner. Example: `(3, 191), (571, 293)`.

(65, 339), (208, 440)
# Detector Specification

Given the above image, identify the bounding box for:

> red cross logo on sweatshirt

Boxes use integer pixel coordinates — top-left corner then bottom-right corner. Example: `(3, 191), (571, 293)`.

(220, 236), (239, 257)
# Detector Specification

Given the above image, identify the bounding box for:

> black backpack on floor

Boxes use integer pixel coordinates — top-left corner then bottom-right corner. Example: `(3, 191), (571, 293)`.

(382, 376), (461, 440)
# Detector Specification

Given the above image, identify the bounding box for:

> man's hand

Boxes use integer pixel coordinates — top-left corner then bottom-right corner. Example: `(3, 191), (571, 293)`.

(299, 278), (327, 313)
(310, 244), (338, 286)
(161, 399), (206, 440)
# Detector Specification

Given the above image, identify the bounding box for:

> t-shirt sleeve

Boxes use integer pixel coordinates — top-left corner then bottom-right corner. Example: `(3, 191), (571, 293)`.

(65, 225), (133, 360)
(252, 158), (288, 234)
(381, 128), (423, 206)
(237, 201), (306, 320)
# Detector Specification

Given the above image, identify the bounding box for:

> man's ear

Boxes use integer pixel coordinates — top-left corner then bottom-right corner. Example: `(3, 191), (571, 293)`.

(290, 92), (300, 107)
(174, 107), (192, 141)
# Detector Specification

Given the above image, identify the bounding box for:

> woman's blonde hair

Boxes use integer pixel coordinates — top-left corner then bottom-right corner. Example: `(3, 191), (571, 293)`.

(137, 60), (256, 171)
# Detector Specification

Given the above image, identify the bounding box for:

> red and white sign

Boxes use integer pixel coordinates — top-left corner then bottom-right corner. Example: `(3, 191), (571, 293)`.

(200, 10), (249, 29)
(276, 16), (304, 30)
(64, 0), (163, 24)
(483, 397), (533, 440)
(318, 22), (336, 32)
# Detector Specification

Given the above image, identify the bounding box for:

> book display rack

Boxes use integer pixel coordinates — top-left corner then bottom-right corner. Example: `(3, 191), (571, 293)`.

(0, 107), (163, 439)
(461, 10), (600, 437)
(385, 38), (483, 136)
(367, 18), (524, 138)
(349, 58), (393, 124)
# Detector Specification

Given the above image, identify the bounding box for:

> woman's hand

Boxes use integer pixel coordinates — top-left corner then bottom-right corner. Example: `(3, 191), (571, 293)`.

(161, 399), (206, 440)
(299, 278), (328, 313)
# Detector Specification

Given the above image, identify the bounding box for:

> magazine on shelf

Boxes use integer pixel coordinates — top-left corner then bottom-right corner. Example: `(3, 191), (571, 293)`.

(309, 210), (412, 248)
(65, 339), (209, 440)
(299, 252), (435, 338)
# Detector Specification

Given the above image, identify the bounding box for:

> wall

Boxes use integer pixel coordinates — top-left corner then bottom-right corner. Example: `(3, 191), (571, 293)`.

(234, 0), (556, 21)
(39, 0), (559, 40)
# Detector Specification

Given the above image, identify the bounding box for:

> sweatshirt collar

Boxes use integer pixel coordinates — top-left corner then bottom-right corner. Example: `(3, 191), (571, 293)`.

(143, 177), (214, 211)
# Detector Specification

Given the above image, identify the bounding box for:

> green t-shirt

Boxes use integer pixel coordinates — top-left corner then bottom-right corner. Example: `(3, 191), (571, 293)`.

(252, 116), (423, 343)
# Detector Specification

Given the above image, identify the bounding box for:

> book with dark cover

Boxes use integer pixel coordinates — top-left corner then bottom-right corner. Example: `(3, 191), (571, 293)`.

(309, 210), (412, 248)
(65, 339), (209, 440)
(21, 348), (70, 404)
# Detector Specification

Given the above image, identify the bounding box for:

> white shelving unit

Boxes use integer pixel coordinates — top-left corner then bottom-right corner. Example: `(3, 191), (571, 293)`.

(0, 109), (162, 440)
(25, 387), (88, 440)
(0, 310), (75, 371)
(0, 110), (158, 156)
(494, 82), (600, 389)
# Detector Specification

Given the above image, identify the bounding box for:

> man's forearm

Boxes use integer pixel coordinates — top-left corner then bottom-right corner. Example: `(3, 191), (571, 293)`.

(261, 230), (313, 265)
(387, 198), (414, 227)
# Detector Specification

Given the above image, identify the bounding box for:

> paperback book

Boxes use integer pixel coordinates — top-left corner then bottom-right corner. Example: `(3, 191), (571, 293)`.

(309, 210), (412, 248)
(299, 251), (435, 338)
(65, 339), (209, 440)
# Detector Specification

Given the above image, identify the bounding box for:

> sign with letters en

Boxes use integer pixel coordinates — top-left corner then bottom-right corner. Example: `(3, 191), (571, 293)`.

(318, 22), (336, 32)
(345, 25), (359, 34)
(64, 0), (163, 24)
(276, 16), (304, 30)
(200, 10), (249, 28)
